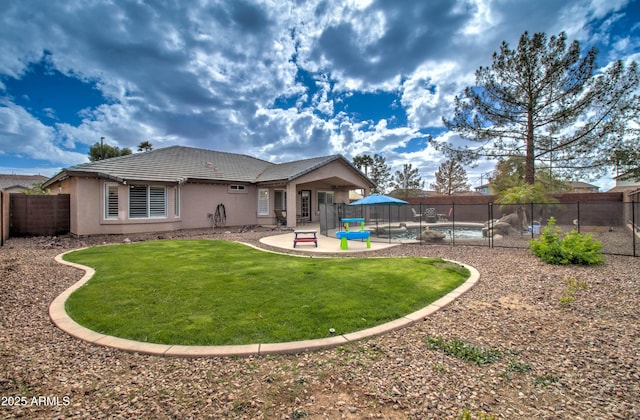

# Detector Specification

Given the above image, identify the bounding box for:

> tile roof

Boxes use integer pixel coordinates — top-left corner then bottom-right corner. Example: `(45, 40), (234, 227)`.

(43, 146), (371, 187)
(0, 174), (48, 190)
(569, 181), (599, 189)
(256, 155), (345, 182)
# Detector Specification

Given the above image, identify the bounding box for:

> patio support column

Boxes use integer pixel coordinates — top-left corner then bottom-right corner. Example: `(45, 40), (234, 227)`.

(286, 182), (297, 227)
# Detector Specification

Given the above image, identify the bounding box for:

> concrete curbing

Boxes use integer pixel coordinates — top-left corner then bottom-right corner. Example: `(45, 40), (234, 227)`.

(50, 247), (479, 358)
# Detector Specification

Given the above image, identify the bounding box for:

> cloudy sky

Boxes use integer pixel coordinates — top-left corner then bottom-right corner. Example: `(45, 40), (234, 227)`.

(1, 0), (638, 190)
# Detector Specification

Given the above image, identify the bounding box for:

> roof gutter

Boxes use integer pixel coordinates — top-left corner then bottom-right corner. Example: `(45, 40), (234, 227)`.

(42, 170), (126, 188)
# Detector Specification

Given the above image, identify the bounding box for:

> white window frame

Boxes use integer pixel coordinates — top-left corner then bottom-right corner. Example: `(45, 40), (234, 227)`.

(258, 188), (269, 216)
(104, 183), (119, 220)
(148, 186), (166, 217)
(228, 184), (247, 193)
(128, 185), (167, 219)
(174, 186), (181, 218)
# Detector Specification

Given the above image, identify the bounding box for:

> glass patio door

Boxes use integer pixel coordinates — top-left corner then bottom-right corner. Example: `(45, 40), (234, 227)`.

(300, 190), (311, 222)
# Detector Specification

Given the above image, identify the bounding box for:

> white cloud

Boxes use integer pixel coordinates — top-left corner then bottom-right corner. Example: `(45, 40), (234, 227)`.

(402, 60), (469, 128)
(0, 101), (86, 166)
(0, 0), (636, 188)
(458, 0), (500, 36)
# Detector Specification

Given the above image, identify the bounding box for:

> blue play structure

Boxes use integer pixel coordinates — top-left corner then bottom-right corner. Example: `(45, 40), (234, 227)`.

(335, 218), (371, 250)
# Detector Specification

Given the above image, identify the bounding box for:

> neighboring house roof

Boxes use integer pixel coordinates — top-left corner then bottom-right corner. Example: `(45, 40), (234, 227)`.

(43, 146), (373, 188)
(349, 190), (364, 201)
(614, 170), (640, 183)
(0, 174), (48, 191)
(569, 181), (599, 192)
(607, 185), (640, 193)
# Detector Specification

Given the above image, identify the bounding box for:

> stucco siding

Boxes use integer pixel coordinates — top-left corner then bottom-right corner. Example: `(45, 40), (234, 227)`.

(40, 148), (374, 235)
(63, 179), (262, 236)
(61, 178), (172, 236)
(179, 183), (258, 229)
(294, 160), (368, 187)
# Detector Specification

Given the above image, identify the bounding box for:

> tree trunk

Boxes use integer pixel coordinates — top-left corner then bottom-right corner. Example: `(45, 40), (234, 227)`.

(525, 110), (535, 184)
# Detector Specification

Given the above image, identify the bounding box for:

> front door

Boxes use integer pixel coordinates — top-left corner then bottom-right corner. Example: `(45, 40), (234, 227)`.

(300, 190), (311, 222)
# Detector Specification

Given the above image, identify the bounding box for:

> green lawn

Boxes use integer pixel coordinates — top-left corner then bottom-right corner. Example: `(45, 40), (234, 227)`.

(63, 240), (469, 345)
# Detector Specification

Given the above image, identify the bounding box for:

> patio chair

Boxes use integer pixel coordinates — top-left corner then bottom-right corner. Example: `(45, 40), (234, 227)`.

(274, 209), (287, 226)
(424, 208), (438, 223)
(411, 208), (423, 221)
(437, 208), (453, 222)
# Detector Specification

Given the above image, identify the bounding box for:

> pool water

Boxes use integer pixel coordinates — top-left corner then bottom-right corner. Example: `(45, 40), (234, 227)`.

(377, 225), (484, 241)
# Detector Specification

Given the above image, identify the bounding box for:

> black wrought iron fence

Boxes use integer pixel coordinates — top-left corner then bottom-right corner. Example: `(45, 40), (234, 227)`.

(320, 201), (638, 257)
(630, 189), (640, 240)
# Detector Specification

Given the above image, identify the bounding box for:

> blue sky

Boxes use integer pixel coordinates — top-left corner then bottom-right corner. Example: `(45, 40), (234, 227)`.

(1, 0), (638, 190)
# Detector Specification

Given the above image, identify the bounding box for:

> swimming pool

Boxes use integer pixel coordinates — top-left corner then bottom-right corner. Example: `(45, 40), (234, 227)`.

(372, 223), (485, 241)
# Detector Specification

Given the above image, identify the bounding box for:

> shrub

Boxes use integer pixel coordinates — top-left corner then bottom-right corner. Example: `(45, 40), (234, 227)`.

(560, 229), (605, 265)
(529, 217), (604, 265)
(529, 218), (565, 264)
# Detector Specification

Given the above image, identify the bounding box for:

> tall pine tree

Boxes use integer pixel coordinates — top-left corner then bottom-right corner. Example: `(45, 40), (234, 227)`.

(392, 163), (424, 197)
(437, 31), (639, 184)
(430, 160), (470, 196)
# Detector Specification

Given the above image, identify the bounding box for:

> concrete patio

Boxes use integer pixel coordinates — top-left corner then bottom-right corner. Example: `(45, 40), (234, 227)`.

(258, 223), (399, 253)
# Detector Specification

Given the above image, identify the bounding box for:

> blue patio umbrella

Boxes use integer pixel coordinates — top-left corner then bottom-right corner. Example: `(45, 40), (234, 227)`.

(349, 193), (408, 206)
(348, 194), (408, 235)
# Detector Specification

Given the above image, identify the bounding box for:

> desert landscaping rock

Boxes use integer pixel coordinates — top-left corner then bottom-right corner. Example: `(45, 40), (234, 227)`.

(416, 228), (446, 242)
(1, 227), (639, 418)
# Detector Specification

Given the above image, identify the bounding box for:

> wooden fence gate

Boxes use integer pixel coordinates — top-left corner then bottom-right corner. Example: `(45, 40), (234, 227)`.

(9, 193), (70, 237)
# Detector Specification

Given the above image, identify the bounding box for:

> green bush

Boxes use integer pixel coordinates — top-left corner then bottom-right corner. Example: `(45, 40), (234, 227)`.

(529, 217), (604, 265)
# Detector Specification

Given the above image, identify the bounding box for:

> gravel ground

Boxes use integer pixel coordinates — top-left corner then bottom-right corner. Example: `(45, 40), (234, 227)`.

(1, 227), (639, 419)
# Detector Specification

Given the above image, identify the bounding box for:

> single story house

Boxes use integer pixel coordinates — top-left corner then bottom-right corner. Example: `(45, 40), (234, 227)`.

(0, 174), (48, 192)
(42, 146), (374, 236)
(568, 181), (599, 193)
(474, 184), (491, 195)
(611, 171), (640, 190)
